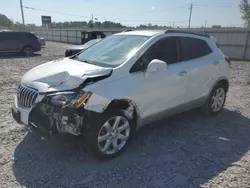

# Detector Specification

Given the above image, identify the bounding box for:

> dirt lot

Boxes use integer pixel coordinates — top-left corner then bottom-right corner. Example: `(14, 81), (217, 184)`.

(0, 42), (250, 188)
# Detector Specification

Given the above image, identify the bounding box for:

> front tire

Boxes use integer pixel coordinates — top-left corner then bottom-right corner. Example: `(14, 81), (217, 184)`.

(201, 83), (227, 115)
(88, 109), (135, 160)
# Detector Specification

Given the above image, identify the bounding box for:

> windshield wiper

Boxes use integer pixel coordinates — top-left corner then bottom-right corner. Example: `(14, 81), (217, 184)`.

(74, 56), (91, 64)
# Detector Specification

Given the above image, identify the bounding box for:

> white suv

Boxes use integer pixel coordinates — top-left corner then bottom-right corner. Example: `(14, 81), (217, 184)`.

(12, 30), (231, 159)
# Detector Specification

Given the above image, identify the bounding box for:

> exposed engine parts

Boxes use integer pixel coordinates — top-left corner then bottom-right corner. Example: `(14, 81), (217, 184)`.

(29, 101), (86, 136)
(28, 88), (139, 137)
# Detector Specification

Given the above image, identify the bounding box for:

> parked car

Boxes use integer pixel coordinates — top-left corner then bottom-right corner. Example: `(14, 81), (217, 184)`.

(81, 31), (106, 45)
(0, 31), (41, 56)
(12, 30), (231, 159)
(38, 36), (46, 46)
(31, 32), (46, 46)
(65, 39), (102, 57)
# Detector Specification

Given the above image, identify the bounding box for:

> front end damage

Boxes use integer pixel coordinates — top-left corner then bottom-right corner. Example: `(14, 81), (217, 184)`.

(27, 90), (138, 137)
(28, 90), (104, 137)
(20, 65), (114, 137)
(17, 67), (139, 137)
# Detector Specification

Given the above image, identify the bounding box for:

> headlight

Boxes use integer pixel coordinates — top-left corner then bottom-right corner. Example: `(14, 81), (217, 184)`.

(44, 91), (92, 108)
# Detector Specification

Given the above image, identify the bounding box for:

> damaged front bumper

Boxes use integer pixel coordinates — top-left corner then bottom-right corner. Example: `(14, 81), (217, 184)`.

(12, 90), (101, 137)
(28, 102), (87, 136)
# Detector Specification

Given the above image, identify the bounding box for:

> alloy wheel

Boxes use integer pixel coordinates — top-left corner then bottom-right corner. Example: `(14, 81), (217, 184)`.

(211, 88), (225, 112)
(97, 116), (130, 155)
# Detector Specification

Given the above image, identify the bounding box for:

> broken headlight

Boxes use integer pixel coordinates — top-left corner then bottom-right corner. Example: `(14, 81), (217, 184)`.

(44, 91), (92, 108)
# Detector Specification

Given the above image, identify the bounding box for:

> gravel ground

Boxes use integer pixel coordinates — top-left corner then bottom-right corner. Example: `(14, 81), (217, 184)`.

(0, 42), (250, 188)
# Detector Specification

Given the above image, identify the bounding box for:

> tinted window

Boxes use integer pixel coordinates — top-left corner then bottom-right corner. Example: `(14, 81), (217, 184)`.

(180, 37), (212, 61)
(27, 33), (37, 39)
(0, 32), (15, 40)
(0, 33), (4, 40)
(130, 37), (179, 73)
(0, 32), (26, 40)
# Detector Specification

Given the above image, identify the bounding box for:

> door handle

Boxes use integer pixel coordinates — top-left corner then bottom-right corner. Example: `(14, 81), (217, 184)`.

(178, 71), (188, 77)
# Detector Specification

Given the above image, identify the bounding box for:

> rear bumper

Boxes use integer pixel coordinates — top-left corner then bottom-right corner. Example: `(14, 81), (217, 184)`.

(34, 45), (41, 52)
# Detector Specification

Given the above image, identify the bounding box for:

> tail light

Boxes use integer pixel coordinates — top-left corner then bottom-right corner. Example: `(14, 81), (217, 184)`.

(224, 56), (231, 67)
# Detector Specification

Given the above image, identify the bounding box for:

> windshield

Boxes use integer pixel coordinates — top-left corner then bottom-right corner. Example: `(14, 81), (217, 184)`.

(77, 35), (150, 67)
(82, 39), (101, 48)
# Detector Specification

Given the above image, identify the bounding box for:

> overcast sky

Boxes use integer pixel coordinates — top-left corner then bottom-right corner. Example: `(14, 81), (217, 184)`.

(0, 0), (245, 27)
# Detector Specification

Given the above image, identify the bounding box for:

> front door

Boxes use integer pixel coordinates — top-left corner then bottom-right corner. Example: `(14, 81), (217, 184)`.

(129, 37), (187, 123)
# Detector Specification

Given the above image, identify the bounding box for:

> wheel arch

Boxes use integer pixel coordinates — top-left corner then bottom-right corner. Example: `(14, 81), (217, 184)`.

(22, 45), (34, 50)
(105, 98), (141, 126)
(209, 77), (229, 95)
(22, 45), (34, 54)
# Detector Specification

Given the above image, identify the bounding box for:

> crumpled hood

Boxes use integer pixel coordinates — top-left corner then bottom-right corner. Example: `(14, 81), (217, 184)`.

(21, 58), (112, 93)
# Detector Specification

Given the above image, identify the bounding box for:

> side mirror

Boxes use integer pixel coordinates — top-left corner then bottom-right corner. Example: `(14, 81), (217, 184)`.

(146, 59), (168, 73)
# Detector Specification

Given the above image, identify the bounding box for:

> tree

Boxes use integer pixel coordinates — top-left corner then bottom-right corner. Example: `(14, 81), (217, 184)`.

(94, 21), (101, 29)
(88, 20), (94, 28)
(212, 25), (222, 28)
(0, 13), (14, 27)
(239, 0), (250, 26)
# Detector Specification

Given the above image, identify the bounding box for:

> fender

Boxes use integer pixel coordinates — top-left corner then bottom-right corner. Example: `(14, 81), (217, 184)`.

(84, 94), (141, 125)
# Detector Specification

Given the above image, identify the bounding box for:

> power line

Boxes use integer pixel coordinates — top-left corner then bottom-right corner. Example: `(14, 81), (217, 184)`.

(23, 5), (188, 24)
(128, 3), (189, 16)
(23, 6), (89, 18)
(194, 4), (238, 8)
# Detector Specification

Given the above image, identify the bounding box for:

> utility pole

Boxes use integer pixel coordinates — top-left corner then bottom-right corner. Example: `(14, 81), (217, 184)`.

(20, 0), (25, 26)
(205, 20), (207, 28)
(91, 14), (94, 29)
(188, 3), (193, 28)
(172, 22), (175, 28)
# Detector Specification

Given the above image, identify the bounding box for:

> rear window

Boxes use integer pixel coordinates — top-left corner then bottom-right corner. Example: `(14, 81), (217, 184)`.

(0, 33), (4, 40)
(180, 37), (212, 61)
(27, 33), (37, 39)
(0, 32), (37, 40)
(0, 32), (18, 40)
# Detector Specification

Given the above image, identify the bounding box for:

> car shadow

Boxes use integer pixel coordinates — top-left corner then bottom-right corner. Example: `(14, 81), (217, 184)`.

(0, 53), (41, 59)
(12, 109), (250, 187)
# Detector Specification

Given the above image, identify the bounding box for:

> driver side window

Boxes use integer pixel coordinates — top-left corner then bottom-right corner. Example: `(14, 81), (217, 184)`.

(130, 37), (179, 73)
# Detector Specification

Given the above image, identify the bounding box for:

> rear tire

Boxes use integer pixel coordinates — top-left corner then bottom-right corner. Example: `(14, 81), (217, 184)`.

(201, 83), (227, 115)
(88, 109), (135, 160)
(23, 46), (34, 56)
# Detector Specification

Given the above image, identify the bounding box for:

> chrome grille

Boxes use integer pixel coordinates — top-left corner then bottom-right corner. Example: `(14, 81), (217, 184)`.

(17, 85), (38, 108)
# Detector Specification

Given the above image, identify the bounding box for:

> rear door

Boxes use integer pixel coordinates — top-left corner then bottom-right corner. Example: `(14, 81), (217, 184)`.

(178, 36), (218, 103)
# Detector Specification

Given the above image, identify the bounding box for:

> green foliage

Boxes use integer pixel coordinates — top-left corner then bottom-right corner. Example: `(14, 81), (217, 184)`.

(50, 20), (126, 29)
(0, 13), (14, 27)
(50, 20), (171, 29)
(239, 0), (250, 26)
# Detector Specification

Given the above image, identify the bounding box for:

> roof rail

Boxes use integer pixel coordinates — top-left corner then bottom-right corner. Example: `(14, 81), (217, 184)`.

(122, 29), (133, 32)
(165, 29), (210, 38)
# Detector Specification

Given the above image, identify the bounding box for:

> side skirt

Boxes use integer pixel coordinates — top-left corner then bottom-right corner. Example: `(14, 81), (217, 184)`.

(137, 96), (207, 129)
